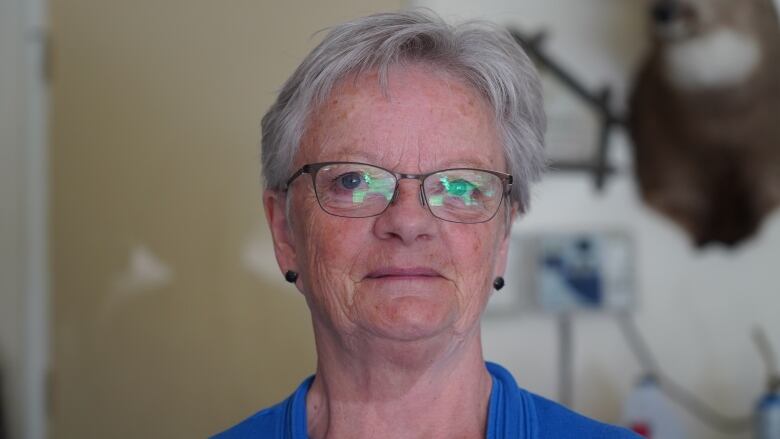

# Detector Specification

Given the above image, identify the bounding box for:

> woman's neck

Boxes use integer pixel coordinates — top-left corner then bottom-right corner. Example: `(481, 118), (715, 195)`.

(306, 325), (492, 439)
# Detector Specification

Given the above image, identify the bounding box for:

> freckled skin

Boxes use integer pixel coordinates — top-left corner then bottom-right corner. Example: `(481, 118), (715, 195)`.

(278, 66), (511, 343)
(263, 64), (517, 439)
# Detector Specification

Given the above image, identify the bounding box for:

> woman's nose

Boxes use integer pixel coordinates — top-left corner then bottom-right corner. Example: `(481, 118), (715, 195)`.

(372, 180), (437, 244)
(389, 179), (426, 208)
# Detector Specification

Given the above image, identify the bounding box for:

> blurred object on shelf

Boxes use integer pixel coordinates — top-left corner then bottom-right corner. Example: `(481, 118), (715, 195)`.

(629, 0), (780, 248)
(617, 314), (754, 435)
(756, 392), (780, 439)
(622, 375), (686, 439)
(754, 326), (780, 439)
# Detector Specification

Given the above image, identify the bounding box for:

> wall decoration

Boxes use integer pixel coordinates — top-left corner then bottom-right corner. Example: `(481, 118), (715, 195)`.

(535, 232), (634, 313)
(511, 30), (625, 191)
(629, 0), (780, 247)
(487, 230), (635, 316)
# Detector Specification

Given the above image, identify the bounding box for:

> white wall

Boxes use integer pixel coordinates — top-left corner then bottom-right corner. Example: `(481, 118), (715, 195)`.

(0, 0), (49, 438)
(411, 1), (780, 438)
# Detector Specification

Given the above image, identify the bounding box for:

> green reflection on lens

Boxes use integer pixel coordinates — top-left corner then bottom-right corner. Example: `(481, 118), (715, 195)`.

(347, 171), (395, 205)
(352, 189), (367, 204)
(440, 176), (476, 205)
(349, 172), (366, 204)
(442, 178), (468, 196)
(368, 176), (395, 201)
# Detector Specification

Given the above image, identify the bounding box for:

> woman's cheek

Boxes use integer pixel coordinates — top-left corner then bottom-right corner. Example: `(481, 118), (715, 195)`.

(456, 226), (501, 302)
(300, 216), (366, 322)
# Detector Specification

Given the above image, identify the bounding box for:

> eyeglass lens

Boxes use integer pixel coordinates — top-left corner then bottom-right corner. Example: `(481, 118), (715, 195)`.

(312, 163), (504, 223)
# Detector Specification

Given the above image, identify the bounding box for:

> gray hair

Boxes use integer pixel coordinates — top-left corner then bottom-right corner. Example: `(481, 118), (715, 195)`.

(261, 9), (547, 211)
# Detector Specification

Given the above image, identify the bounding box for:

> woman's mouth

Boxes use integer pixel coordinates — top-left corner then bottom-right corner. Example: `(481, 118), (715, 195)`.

(365, 267), (442, 280)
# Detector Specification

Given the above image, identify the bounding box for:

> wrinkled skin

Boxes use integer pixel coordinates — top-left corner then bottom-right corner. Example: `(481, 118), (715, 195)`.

(266, 65), (514, 349)
(263, 65), (517, 438)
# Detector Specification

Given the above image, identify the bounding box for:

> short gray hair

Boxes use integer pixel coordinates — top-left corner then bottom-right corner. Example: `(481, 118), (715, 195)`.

(261, 9), (547, 211)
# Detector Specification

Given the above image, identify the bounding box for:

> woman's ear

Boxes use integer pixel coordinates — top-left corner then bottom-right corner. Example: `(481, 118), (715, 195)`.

(495, 204), (518, 277)
(502, 202), (520, 237)
(263, 189), (298, 278)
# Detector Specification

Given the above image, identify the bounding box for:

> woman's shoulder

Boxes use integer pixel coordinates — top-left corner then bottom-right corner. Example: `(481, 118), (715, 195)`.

(211, 405), (283, 438)
(210, 376), (314, 439)
(486, 362), (640, 439)
(529, 393), (641, 439)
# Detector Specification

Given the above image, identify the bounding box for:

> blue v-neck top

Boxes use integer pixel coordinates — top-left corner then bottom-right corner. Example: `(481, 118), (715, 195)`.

(213, 362), (639, 438)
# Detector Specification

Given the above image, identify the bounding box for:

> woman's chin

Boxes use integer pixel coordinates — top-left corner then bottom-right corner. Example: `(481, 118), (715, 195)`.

(356, 294), (460, 342)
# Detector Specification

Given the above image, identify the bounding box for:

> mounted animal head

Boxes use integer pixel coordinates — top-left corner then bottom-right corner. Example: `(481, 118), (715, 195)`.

(648, 0), (775, 41)
(644, 0), (779, 90)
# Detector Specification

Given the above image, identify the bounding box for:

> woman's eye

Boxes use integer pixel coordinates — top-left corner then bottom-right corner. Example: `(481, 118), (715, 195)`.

(338, 172), (363, 190)
(446, 179), (474, 197)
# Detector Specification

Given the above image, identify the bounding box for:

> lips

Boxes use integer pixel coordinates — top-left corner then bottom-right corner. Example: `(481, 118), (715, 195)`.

(366, 267), (442, 279)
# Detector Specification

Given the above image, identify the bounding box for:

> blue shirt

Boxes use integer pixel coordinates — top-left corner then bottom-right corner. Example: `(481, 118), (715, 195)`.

(214, 362), (639, 438)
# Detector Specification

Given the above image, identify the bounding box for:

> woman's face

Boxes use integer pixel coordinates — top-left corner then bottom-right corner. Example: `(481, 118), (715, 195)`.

(266, 65), (514, 344)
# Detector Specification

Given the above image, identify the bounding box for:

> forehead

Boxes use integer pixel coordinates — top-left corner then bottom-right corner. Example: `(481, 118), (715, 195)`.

(297, 64), (506, 173)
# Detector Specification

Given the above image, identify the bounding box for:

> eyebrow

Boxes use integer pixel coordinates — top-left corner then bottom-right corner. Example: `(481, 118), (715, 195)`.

(321, 150), (380, 164)
(434, 159), (497, 170)
(316, 149), (499, 172)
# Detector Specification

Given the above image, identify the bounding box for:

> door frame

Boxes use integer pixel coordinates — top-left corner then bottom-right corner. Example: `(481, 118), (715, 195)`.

(0, 0), (49, 437)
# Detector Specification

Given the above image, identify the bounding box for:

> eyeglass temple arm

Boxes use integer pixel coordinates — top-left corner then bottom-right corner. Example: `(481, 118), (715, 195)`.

(284, 165), (312, 190)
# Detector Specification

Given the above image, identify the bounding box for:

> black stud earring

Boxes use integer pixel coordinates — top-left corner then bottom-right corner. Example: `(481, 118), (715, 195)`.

(285, 270), (299, 283)
(493, 276), (505, 291)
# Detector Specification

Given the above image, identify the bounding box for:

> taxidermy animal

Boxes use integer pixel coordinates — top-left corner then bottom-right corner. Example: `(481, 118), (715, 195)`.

(629, 0), (780, 247)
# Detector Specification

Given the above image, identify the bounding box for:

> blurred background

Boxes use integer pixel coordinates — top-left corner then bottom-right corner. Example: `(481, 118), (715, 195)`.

(2, 0), (779, 438)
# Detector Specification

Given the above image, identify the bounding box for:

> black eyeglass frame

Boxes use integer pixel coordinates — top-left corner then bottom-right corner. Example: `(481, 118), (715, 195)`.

(284, 161), (513, 224)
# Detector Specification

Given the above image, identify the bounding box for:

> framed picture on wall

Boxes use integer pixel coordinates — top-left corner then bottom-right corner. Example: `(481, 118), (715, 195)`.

(534, 231), (635, 313)
(486, 230), (635, 317)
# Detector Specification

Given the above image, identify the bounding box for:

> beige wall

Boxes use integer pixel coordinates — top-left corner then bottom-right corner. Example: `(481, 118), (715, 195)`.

(50, 1), (402, 437)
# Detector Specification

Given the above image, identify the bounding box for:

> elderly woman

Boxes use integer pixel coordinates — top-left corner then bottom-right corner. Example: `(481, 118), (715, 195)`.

(216, 10), (638, 439)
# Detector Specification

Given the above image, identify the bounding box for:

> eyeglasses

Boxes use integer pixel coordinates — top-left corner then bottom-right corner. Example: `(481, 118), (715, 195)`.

(284, 161), (512, 224)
